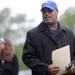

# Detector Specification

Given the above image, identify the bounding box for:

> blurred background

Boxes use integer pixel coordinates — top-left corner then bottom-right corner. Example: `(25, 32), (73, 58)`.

(0, 0), (75, 75)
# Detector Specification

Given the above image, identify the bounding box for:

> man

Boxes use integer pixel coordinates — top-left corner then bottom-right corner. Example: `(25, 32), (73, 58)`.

(22, 1), (75, 75)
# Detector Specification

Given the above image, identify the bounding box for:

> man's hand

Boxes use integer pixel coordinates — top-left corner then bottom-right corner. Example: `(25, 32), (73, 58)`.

(48, 64), (60, 74)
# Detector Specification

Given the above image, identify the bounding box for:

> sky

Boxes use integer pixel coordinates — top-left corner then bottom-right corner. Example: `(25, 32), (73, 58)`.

(0, 0), (75, 25)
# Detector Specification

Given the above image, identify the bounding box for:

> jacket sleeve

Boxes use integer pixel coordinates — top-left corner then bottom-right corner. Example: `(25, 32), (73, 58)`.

(72, 33), (75, 64)
(12, 55), (19, 75)
(3, 55), (19, 75)
(22, 31), (49, 75)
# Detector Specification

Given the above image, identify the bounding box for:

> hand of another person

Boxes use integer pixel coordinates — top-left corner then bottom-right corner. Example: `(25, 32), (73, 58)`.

(48, 64), (60, 74)
(65, 63), (75, 73)
(3, 38), (14, 62)
(4, 51), (14, 62)
(4, 45), (14, 62)
(0, 42), (5, 49)
(0, 40), (6, 59)
(0, 49), (3, 59)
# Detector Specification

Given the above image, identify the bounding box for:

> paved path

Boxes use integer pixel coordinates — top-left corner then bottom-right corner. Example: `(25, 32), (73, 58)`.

(18, 69), (32, 75)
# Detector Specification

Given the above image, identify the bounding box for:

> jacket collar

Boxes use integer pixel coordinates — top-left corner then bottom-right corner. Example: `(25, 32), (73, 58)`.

(38, 22), (50, 32)
(38, 22), (67, 33)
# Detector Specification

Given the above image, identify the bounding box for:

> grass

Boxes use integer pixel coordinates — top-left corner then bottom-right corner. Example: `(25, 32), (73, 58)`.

(15, 44), (28, 70)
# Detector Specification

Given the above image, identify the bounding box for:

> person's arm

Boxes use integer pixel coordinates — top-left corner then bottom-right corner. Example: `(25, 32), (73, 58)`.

(12, 55), (19, 75)
(65, 32), (75, 74)
(71, 33), (75, 64)
(22, 31), (49, 75)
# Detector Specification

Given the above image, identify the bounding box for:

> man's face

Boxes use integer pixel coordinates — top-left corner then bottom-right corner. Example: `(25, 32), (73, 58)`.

(41, 8), (58, 23)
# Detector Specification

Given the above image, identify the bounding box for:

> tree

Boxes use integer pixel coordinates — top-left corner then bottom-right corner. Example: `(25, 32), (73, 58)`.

(0, 7), (34, 44)
(59, 7), (75, 32)
(0, 8), (26, 41)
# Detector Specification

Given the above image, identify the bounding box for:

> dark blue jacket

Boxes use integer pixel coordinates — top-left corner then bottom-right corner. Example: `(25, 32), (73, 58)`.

(22, 22), (75, 75)
(0, 55), (19, 75)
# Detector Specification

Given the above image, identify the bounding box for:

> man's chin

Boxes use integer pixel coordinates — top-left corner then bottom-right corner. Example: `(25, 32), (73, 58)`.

(44, 21), (53, 24)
